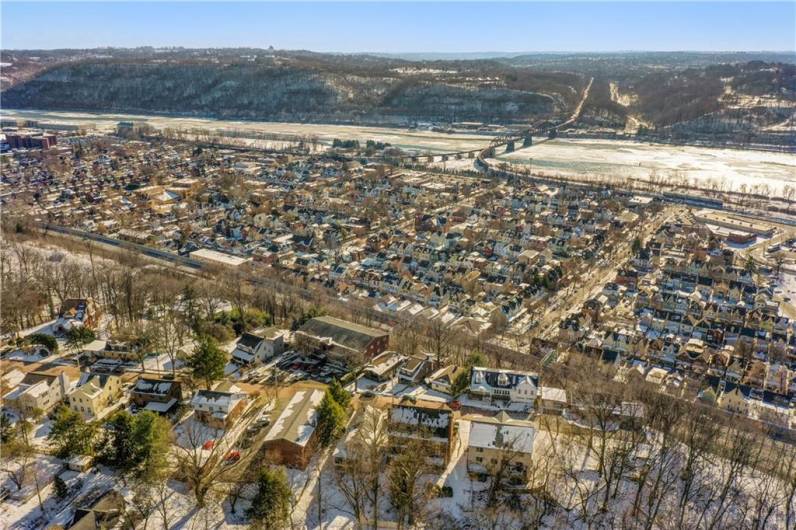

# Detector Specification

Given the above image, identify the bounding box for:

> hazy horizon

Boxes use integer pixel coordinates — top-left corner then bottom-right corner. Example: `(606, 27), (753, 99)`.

(3, 48), (795, 55)
(3, 2), (794, 52)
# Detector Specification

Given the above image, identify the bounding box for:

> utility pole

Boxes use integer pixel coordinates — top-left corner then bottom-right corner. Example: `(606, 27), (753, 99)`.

(316, 459), (323, 530)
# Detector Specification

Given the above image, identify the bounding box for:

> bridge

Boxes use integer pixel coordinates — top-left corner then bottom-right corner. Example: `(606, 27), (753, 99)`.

(392, 77), (593, 166)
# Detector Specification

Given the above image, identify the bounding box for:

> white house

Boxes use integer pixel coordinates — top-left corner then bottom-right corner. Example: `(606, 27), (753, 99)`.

(190, 384), (248, 429)
(231, 327), (284, 364)
(469, 366), (539, 405)
(3, 372), (71, 416)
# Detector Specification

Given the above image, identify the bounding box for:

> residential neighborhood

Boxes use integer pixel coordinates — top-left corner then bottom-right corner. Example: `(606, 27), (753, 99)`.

(1, 25), (796, 528)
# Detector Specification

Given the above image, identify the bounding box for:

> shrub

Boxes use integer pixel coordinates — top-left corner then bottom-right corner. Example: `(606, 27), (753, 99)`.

(202, 322), (235, 343)
(28, 333), (58, 353)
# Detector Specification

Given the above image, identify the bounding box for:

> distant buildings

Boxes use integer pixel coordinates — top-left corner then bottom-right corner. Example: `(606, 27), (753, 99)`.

(5, 132), (57, 150)
(189, 248), (252, 268)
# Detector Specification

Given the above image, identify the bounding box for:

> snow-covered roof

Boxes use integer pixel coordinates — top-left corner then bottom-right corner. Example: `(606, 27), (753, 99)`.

(470, 366), (539, 393)
(191, 388), (245, 413)
(144, 398), (177, 413)
(468, 420), (535, 454)
(540, 386), (567, 403)
(265, 389), (325, 447)
(390, 404), (452, 440)
(133, 378), (176, 396)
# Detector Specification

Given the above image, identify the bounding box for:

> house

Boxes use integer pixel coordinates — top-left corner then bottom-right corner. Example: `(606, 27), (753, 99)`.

(263, 388), (325, 469)
(54, 298), (97, 334)
(361, 351), (406, 382)
(68, 490), (125, 530)
(191, 386), (248, 429)
(425, 365), (468, 395)
(295, 316), (390, 365)
(99, 339), (146, 362)
(717, 382), (751, 416)
(469, 367), (539, 408)
(333, 405), (388, 467)
(2, 370), (72, 416)
(131, 377), (182, 414)
(537, 386), (568, 415)
(67, 373), (123, 420)
(67, 455), (93, 472)
(467, 412), (535, 481)
(398, 354), (431, 384)
(232, 327), (285, 364)
(388, 401), (456, 467)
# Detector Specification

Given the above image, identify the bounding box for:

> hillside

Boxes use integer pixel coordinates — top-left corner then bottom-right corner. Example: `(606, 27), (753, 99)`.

(1, 50), (584, 126)
(2, 49), (794, 140)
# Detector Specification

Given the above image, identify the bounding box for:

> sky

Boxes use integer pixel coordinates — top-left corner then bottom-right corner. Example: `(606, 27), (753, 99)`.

(2, 1), (794, 53)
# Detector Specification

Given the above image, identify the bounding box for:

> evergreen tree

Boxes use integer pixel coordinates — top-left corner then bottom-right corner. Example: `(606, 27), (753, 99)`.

(27, 333), (59, 353)
(65, 326), (96, 356)
(328, 379), (351, 409)
(247, 467), (292, 529)
(0, 414), (15, 444)
(54, 475), (69, 499)
(189, 336), (227, 388)
(316, 391), (347, 447)
(98, 410), (172, 481)
(632, 236), (643, 256)
(48, 406), (96, 458)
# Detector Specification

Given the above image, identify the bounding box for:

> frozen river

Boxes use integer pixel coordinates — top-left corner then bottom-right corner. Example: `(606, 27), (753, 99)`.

(1, 109), (494, 154)
(497, 138), (796, 194)
(5, 109), (794, 193)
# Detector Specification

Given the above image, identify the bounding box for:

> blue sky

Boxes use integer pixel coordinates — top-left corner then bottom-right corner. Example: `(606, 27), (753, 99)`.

(2, 2), (794, 52)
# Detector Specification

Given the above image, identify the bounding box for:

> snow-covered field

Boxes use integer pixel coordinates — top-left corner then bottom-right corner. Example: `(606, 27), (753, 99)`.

(2, 109), (494, 155)
(775, 271), (796, 302)
(498, 138), (796, 194)
(425, 157), (477, 172)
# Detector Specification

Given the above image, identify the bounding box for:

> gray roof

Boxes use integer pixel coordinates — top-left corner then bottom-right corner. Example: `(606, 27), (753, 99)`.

(298, 316), (388, 352)
(238, 332), (263, 349)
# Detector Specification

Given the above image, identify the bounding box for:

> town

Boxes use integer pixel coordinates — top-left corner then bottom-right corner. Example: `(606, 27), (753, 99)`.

(1, 113), (795, 529)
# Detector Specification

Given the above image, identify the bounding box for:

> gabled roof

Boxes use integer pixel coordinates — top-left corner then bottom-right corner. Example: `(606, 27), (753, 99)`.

(471, 366), (539, 390)
(298, 315), (388, 352)
(265, 389), (324, 447)
(238, 332), (264, 349)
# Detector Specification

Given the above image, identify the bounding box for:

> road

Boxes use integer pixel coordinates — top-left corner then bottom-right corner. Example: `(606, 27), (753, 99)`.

(536, 206), (677, 340)
(563, 77), (594, 127)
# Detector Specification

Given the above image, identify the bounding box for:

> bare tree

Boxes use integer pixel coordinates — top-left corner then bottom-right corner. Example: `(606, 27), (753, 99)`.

(174, 396), (271, 509)
(425, 318), (452, 365)
(388, 436), (432, 529)
(335, 406), (389, 529)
